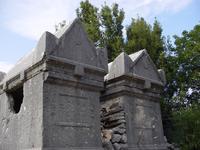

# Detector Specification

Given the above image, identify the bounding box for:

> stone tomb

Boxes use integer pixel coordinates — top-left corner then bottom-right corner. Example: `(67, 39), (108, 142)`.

(0, 18), (168, 150)
(0, 19), (107, 150)
(101, 50), (168, 150)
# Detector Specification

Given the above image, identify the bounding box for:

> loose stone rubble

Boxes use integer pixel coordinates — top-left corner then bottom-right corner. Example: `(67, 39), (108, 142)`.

(0, 18), (169, 150)
(101, 101), (128, 150)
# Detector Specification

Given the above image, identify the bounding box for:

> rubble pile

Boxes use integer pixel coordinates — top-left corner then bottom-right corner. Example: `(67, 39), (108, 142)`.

(101, 101), (128, 150)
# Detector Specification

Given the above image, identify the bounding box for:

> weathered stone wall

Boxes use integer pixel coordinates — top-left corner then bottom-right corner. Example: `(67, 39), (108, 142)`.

(101, 98), (128, 150)
(0, 72), (44, 150)
(39, 18), (107, 149)
(43, 82), (103, 148)
(101, 51), (168, 150)
(42, 59), (105, 149)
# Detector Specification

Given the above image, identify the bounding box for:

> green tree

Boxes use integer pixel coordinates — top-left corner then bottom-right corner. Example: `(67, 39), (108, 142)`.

(101, 3), (125, 62)
(159, 37), (178, 142)
(126, 17), (165, 66)
(161, 24), (200, 149)
(126, 17), (152, 54)
(172, 24), (200, 106)
(76, 0), (101, 46)
(151, 19), (165, 66)
(171, 105), (200, 150)
(77, 1), (125, 61)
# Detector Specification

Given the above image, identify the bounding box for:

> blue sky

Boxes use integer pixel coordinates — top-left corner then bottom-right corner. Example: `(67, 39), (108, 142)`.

(0, 0), (199, 72)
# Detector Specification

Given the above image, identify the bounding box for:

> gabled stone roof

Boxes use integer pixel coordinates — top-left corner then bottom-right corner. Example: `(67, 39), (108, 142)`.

(129, 49), (145, 62)
(1, 19), (107, 84)
(105, 49), (165, 85)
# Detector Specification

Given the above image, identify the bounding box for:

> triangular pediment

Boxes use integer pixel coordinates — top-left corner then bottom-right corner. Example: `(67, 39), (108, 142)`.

(1, 19), (107, 84)
(106, 50), (164, 85)
(51, 19), (102, 68)
(130, 50), (162, 83)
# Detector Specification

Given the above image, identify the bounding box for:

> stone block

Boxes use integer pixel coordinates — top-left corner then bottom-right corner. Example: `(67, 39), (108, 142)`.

(101, 50), (168, 150)
(113, 143), (121, 150)
(0, 18), (107, 150)
(111, 134), (121, 143)
(120, 134), (127, 143)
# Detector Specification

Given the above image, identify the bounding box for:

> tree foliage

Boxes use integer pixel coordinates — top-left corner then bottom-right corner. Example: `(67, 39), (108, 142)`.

(126, 17), (151, 53)
(77, 1), (164, 64)
(101, 3), (125, 61)
(164, 25), (200, 107)
(172, 25), (200, 106)
(76, 0), (101, 46)
(77, 1), (124, 62)
(151, 19), (165, 66)
(126, 17), (164, 66)
(162, 24), (200, 150)
(171, 105), (200, 150)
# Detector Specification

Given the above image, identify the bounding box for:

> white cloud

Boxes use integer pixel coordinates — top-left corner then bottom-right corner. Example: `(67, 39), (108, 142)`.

(1, 0), (192, 40)
(0, 62), (14, 73)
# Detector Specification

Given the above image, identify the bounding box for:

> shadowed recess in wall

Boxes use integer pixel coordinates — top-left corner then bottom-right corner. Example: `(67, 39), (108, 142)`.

(7, 85), (24, 114)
